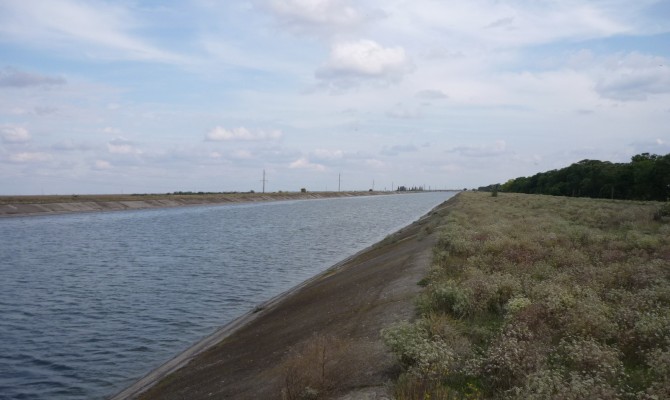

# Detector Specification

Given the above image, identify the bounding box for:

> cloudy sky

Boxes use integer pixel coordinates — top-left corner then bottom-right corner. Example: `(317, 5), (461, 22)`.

(1, 0), (669, 194)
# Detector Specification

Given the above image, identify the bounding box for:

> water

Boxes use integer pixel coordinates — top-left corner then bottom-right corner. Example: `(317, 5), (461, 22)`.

(0, 192), (454, 399)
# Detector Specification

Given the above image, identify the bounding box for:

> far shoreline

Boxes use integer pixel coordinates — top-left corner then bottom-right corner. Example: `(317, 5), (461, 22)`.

(0, 190), (454, 218)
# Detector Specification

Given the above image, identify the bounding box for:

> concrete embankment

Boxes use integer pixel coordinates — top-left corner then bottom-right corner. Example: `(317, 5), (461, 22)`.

(0, 191), (395, 218)
(111, 194), (459, 400)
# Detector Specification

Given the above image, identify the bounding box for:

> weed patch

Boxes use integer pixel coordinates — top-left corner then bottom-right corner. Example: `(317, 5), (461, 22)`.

(278, 334), (370, 400)
(383, 192), (670, 399)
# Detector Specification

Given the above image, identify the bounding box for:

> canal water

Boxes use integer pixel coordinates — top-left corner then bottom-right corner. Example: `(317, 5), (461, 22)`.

(0, 191), (455, 399)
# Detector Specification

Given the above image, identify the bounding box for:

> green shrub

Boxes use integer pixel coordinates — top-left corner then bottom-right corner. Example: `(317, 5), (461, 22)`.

(561, 293), (616, 340)
(459, 268), (522, 315)
(510, 369), (620, 400)
(431, 281), (474, 318)
(505, 296), (532, 318)
(381, 321), (454, 379)
(644, 347), (670, 397)
(633, 308), (670, 352)
(555, 337), (624, 381)
(653, 203), (670, 221)
(391, 373), (461, 400)
(478, 324), (549, 391)
(422, 313), (472, 361)
(475, 323), (549, 391)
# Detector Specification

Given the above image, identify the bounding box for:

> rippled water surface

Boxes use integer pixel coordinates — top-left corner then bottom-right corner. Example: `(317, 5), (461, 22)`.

(0, 192), (454, 399)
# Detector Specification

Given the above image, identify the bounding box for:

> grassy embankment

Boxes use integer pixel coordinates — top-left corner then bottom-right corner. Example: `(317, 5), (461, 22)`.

(382, 191), (670, 399)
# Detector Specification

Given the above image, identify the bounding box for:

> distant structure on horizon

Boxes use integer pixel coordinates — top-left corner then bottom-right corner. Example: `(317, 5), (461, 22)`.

(396, 186), (425, 192)
(261, 169), (268, 193)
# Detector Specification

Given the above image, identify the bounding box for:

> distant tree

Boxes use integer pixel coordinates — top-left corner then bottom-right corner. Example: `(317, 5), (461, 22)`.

(495, 153), (670, 201)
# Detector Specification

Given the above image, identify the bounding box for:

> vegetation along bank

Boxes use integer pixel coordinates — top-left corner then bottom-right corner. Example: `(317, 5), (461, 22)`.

(382, 191), (670, 399)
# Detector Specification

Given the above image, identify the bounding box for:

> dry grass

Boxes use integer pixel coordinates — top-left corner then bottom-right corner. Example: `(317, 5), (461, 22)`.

(278, 334), (373, 400)
(383, 192), (670, 399)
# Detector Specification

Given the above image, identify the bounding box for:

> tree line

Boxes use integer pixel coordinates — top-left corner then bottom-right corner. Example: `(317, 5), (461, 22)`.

(479, 153), (670, 201)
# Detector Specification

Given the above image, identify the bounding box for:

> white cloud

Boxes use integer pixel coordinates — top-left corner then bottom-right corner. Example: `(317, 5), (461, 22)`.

(0, 67), (66, 88)
(627, 137), (670, 155)
(34, 106), (58, 115)
(102, 127), (122, 135)
(486, 16), (515, 29)
(386, 104), (421, 119)
(52, 140), (92, 151)
(312, 148), (344, 160)
(0, 1), (667, 194)
(316, 39), (414, 87)
(205, 126), (283, 141)
(107, 137), (142, 155)
(449, 140), (508, 158)
(381, 144), (419, 156)
(594, 53), (670, 101)
(562, 50), (670, 101)
(94, 160), (112, 170)
(8, 107), (29, 115)
(392, 1), (632, 49)
(440, 164), (463, 173)
(0, 0), (181, 62)
(9, 152), (51, 163)
(289, 157), (325, 171)
(266, 0), (366, 33)
(415, 89), (448, 100)
(232, 149), (254, 159)
(1, 126), (31, 143)
(365, 158), (386, 169)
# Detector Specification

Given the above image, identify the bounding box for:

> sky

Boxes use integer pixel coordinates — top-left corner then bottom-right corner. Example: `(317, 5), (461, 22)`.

(0, 0), (669, 195)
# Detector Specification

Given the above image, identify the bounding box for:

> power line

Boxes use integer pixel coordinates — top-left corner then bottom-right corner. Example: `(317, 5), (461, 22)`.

(261, 169), (268, 193)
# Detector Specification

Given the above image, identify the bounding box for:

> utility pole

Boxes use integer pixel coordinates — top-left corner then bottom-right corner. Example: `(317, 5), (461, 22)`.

(261, 169), (268, 193)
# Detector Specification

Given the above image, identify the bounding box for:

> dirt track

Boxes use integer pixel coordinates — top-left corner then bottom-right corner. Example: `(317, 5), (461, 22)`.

(112, 195), (458, 399)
